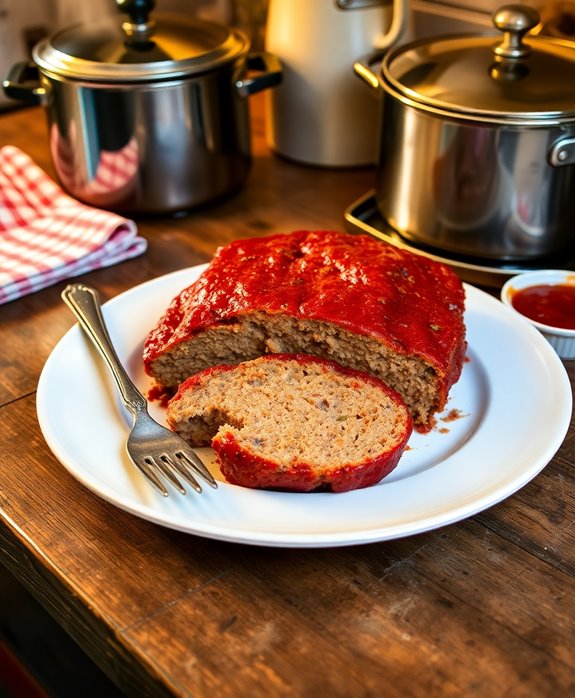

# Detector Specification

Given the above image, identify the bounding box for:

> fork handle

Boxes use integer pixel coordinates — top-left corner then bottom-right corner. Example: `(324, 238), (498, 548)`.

(62, 283), (147, 415)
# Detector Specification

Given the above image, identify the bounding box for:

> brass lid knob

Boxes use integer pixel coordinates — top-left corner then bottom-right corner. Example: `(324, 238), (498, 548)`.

(492, 4), (540, 60)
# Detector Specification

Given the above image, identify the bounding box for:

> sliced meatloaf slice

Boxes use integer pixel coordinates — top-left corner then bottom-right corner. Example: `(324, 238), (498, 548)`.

(166, 354), (413, 493)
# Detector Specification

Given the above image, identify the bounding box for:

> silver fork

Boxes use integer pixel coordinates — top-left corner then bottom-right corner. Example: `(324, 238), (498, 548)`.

(62, 283), (217, 497)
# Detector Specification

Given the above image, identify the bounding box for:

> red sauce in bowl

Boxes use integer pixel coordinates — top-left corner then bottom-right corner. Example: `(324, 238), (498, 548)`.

(511, 283), (575, 330)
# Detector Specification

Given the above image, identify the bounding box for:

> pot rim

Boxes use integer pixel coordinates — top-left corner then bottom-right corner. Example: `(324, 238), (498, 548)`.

(380, 75), (575, 127)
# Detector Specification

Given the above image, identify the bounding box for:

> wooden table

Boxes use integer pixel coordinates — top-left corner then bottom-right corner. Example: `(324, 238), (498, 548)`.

(1, 95), (574, 698)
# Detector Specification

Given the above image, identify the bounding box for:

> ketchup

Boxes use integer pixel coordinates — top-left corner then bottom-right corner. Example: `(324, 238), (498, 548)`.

(511, 283), (575, 330)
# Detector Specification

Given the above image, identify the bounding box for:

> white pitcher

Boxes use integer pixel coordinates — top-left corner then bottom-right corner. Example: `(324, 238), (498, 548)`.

(264, 0), (408, 168)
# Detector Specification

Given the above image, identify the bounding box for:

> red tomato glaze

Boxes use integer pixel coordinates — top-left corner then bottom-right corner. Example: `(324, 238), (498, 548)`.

(511, 283), (575, 330)
(144, 231), (467, 388)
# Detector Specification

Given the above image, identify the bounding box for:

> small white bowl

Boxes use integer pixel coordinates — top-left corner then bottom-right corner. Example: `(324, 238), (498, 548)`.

(501, 269), (575, 360)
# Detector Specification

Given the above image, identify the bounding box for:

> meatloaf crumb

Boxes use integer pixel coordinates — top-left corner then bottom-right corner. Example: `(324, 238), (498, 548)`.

(167, 354), (413, 492)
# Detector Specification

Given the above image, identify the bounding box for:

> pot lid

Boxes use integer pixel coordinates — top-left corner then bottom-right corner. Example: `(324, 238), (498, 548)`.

(382, 4), (575, 123)
(33, 0), (249, 82)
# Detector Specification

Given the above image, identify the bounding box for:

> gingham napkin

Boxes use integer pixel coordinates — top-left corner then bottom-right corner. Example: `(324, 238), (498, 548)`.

(0, 145), (147, 305)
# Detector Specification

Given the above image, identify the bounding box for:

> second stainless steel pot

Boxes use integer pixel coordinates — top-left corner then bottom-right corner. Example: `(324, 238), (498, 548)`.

(3, 0), (282, 215)
(355, 4), (575, 261)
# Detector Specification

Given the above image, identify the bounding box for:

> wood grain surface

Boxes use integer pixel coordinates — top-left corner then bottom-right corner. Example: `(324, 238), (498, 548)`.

(0, 95), (574, 698)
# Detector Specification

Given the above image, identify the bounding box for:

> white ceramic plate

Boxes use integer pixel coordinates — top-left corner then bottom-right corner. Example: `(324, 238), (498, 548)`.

(37, 266), (572, 548)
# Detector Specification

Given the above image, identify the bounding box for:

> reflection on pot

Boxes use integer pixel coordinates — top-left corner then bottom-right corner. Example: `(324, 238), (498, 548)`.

(512, 138), (549, 239)
(51, 124), (139, 210)
(432, 127), (504, 231)
(508, 132), (575, 255)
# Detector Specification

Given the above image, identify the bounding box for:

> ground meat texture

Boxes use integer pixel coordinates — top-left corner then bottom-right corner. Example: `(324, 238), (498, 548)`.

(166, 354), (413, 493)
(145, 230), (467, 432)
(152, 312), (441, 432)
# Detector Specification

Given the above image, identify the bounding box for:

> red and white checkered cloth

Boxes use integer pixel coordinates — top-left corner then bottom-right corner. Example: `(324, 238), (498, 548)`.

(0, 145), (147, 305)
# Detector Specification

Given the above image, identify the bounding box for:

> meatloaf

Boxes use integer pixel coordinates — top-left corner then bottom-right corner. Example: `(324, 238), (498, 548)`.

(167, 354), (413, 492)
(145, 230), (466, 431)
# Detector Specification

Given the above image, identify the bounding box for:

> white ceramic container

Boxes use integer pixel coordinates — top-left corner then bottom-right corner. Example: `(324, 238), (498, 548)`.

(501, 269), (575, 359)
(264, 0), (408, 167)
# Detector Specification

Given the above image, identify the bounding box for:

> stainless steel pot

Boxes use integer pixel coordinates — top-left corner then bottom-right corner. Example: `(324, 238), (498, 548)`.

(3, 0), (282, 215)
(355, 4), (575, 261)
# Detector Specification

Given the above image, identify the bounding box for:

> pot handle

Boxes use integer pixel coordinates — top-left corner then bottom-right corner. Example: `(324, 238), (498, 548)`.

(549, 137), (575, 167)
(3, 62), (48, 106)
(234, 53), (283, 98)
(353, 53), (382, 90)
(337, 0), (408, 51)
(352, 0), (409, 90)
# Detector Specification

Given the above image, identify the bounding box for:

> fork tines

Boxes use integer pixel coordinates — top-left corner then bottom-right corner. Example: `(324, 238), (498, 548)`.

(133, 448), (217, 497)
